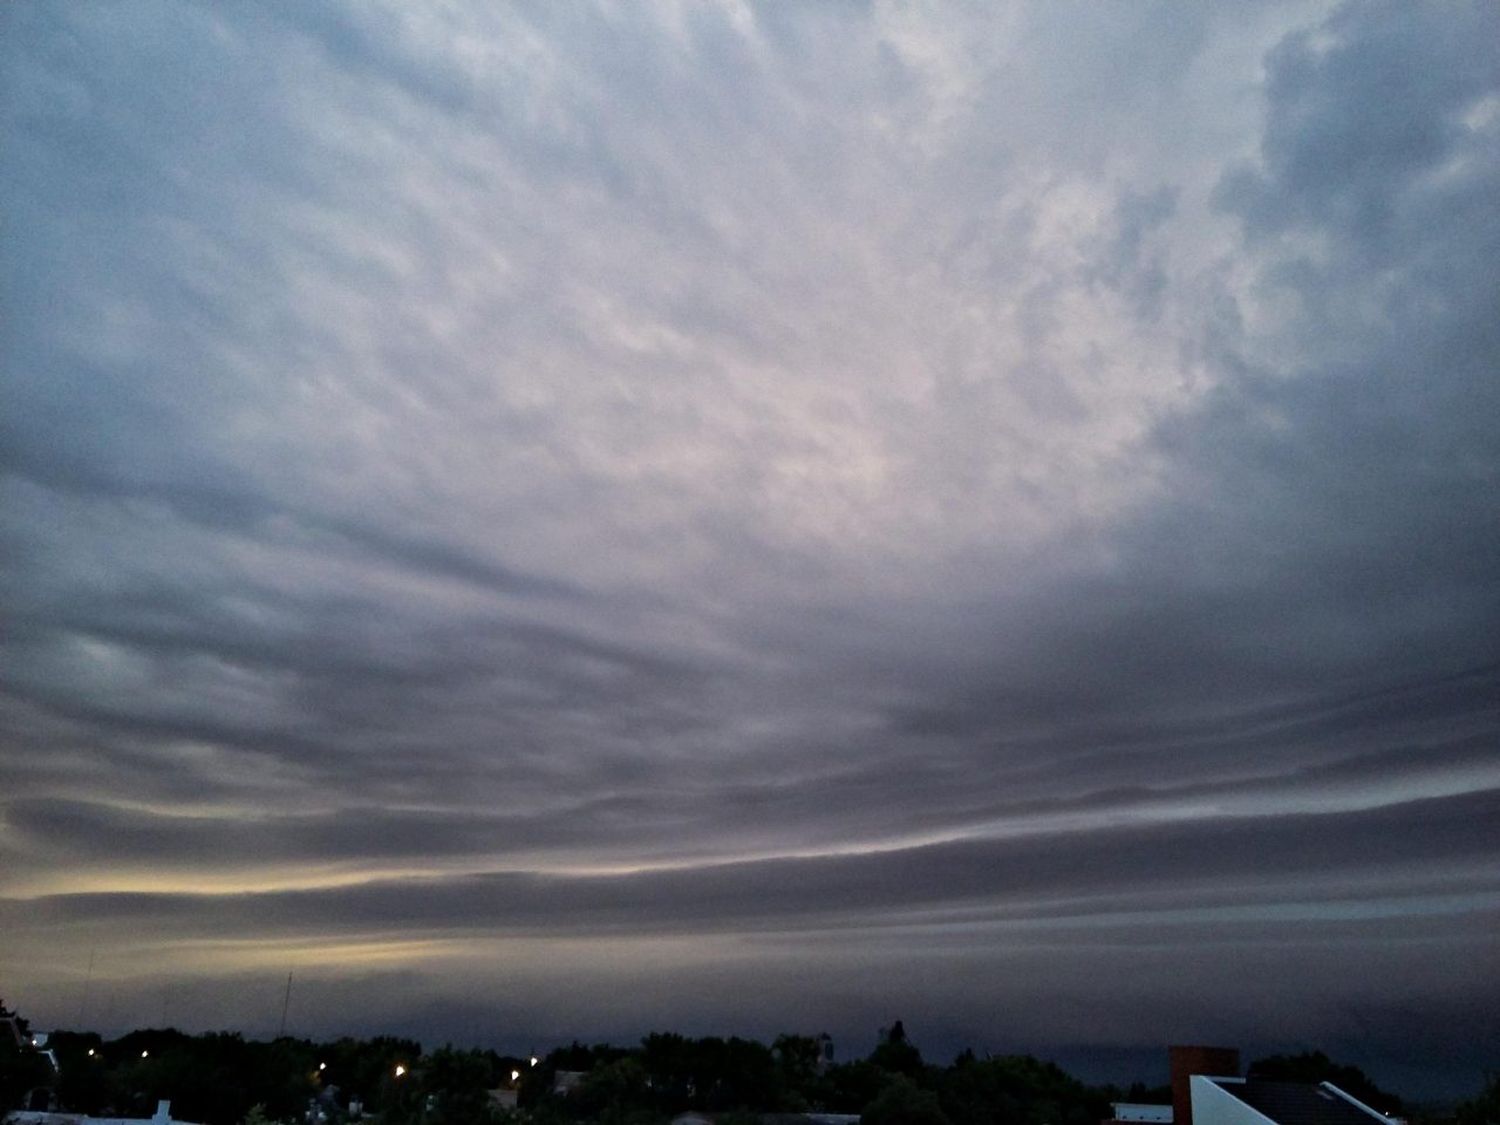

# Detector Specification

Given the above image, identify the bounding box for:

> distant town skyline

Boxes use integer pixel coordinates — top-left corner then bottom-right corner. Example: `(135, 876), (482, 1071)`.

(2, 0), (1497, 1100)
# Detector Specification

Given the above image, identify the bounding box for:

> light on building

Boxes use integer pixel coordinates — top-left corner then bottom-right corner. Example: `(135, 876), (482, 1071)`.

(394, 1064), (407, 1078)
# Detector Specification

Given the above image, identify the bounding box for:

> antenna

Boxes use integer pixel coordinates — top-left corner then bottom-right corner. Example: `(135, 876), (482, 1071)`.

(75, 946), (96, 1029)
(278, 972), (293, 1038)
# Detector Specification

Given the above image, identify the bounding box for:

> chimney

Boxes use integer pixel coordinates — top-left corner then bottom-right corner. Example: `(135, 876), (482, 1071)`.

(1169, 1046), (1239, 1125)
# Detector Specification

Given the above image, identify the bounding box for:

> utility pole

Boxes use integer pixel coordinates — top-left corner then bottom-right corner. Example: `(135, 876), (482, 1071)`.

(75, 946), (95, 1029)
(278, 972), (293, 1038)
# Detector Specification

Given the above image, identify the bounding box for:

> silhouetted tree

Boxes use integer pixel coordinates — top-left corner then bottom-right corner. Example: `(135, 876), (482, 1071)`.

(572, 1055), (656, 1125)
(827, 1060), (890, 1112)
(933, 1053), (1108, 1125)
(641, 1032), (696, 1109)
(864, 1075), (951, 1125)
(774, 1033), (828, 1109)
(1454, 1073), (1500, 1125)
(0, 1030), (53, 1112)
(421, 1046), (498, 1123)
(871, 1021), (924, 1077)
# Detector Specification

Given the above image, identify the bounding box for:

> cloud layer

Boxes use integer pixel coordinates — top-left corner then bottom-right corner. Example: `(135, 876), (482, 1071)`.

(3, 0), (1498, 1095)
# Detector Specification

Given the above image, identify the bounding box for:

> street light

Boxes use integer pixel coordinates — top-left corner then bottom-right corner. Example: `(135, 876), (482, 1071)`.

(394, 1064), (407, 1078)
(141, 1050), (149, 1059)
(511, 1069), (521, 1083)
(530, 1056), (539, 1067)
(319, 1062), (327, 1071)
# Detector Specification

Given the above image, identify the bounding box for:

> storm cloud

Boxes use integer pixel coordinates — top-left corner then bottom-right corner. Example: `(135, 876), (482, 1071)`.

(2, 0), (1498, 1097)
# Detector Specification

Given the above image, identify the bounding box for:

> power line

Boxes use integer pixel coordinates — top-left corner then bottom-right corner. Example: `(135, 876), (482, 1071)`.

(278, 972), (293, 1038)
(75, 947), (96, 1029)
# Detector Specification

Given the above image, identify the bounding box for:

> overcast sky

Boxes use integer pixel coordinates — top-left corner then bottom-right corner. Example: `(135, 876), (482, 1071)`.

(2, 0), (1498, 1098)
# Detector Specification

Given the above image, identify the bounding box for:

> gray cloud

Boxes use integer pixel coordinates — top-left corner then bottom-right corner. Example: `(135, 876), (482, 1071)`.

(3, 0), (1498, 1096)
(6, 788), (1498, 944)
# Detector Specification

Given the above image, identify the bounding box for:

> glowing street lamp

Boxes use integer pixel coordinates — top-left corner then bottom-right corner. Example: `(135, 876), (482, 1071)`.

(319, 1062), (327, 1071)
(530, 1056), (539, 1067)
(511, 1069), (521, 1083)
(394, 1064), (407, 1078)
(140, 1050), (149, 1059)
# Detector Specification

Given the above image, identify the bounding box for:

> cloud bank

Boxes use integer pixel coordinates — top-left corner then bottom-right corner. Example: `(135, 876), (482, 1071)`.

(2, 0), (1497, 1096)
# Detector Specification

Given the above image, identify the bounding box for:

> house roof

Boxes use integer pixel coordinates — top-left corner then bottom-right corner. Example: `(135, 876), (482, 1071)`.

(1216, 1080), (1388, 1125)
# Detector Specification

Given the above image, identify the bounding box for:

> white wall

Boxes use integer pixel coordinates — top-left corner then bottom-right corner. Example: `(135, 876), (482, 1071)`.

(5, 1108), (198, 1125)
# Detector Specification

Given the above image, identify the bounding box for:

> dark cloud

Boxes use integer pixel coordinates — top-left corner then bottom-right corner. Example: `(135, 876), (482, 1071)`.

(19, 786), (1500, 926)
(3, 0), (1498, 1096)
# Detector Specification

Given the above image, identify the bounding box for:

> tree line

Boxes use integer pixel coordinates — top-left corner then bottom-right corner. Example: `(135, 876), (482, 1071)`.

(3, 999), (1495, 1125)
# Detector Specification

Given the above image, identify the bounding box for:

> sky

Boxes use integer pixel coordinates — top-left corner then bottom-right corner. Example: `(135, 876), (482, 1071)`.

(2, 0), (1498, 1099)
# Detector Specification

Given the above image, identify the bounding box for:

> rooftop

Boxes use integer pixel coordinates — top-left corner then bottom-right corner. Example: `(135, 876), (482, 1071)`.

(1211, 1080), (1390, 1125)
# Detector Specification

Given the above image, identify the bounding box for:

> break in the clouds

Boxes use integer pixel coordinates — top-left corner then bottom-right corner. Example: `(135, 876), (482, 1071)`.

(2, 0), (1498, 1096)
